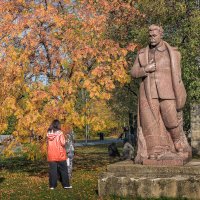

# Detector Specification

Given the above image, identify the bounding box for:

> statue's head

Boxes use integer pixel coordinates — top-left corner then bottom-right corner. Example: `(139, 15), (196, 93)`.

(149, 24), (163, 47)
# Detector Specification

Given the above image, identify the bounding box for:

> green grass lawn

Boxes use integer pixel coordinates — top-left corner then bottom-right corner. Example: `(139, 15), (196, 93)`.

(0, 144), (122, 200)
(0, 144), (187, 200)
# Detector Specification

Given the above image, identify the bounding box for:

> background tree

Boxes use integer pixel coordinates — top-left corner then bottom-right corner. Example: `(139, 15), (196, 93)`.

(1, 0), (199, 159)
(108, 0), (200, 132)
(0, 0), (137, 158)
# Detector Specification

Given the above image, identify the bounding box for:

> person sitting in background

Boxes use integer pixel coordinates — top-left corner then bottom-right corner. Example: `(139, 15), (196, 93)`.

(66, 129), (75, 179)
(108, 142), (120, 158)
(121, 138), (135, 160)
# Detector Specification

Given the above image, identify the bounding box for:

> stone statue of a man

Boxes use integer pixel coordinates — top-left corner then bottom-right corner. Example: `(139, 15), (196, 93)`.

(131, 24), (191, 164)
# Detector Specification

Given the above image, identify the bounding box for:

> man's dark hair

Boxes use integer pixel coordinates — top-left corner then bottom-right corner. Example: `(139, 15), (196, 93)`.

(48, 119), (61, 132)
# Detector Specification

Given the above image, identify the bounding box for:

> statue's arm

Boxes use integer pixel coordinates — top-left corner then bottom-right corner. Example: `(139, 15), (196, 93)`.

(131, 54), (147, 78)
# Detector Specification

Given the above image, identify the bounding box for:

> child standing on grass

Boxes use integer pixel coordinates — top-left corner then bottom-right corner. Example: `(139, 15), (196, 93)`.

(66, 130), (75, 179)
(47, 119), (72, 190)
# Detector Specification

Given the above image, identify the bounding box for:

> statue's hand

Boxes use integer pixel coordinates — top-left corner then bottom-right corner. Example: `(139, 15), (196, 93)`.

(145, 59), (156, 73)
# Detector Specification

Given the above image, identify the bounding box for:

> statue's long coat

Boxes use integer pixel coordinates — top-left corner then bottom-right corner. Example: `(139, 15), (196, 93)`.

(131, 41), (187, 163)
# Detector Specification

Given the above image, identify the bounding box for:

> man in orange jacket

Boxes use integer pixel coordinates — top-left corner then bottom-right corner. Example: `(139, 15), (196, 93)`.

(47, 119), (72, 189)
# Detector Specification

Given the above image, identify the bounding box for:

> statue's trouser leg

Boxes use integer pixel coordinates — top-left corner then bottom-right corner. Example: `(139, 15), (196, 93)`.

(160, 99), (182, 151)
(140, 97), (174, 158)
(140, 98), (160, 157)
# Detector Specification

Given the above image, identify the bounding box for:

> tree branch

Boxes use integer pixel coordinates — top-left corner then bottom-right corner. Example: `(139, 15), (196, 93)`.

(124, 84), (138, 97)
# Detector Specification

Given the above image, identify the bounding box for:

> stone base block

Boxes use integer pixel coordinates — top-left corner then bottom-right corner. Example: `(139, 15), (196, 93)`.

(98, 160), (200, 199)
(143, 159), (186, 166)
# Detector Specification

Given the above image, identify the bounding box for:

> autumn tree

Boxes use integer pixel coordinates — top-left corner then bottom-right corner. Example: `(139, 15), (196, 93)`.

(0, 0), (138, 158)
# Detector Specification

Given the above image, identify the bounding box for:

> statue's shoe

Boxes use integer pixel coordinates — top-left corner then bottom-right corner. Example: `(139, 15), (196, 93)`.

(149, 154), (157, 160)
(156, 151), (181, 160)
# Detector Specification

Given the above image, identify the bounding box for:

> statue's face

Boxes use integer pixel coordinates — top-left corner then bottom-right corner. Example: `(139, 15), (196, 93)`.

(149, 29), (162, 47)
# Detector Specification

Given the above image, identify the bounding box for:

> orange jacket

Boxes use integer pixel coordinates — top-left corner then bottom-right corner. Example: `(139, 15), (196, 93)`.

(47, 130), (67, 162)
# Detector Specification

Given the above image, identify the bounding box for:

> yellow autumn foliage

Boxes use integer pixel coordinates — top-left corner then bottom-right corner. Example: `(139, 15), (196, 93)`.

(0, 0), (137, 159)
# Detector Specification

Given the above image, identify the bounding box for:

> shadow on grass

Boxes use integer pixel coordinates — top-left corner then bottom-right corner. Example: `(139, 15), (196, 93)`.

(0, 143), (120, 176)
(0, 156), (48, 177)
(73, 144), (121, 171)
(0, 177), (5, 184)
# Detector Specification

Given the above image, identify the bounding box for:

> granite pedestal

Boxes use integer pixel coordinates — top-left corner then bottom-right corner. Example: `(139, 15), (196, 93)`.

(98, 160), (200, 199)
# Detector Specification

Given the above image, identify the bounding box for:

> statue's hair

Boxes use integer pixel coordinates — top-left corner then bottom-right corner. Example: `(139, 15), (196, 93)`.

(149, 24), (164, 36)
